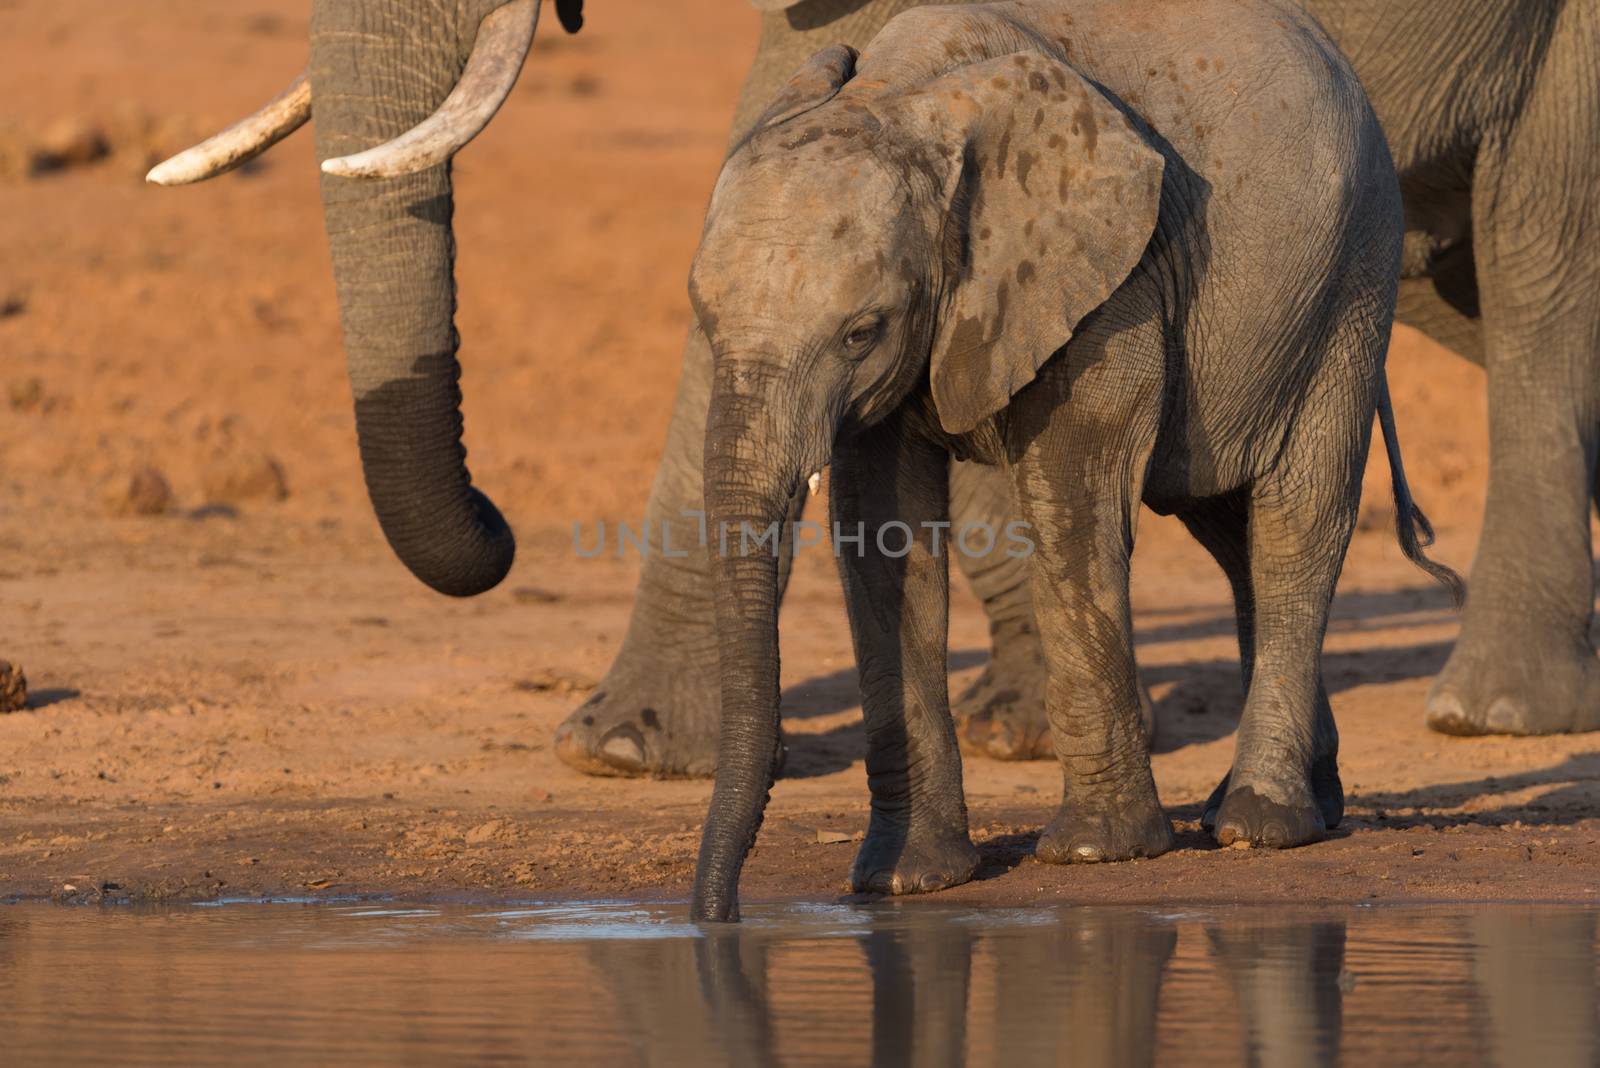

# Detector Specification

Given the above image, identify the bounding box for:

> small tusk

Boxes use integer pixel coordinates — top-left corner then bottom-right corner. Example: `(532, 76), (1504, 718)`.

(321, 0), (540, 179)
(146, 72), (311, 186)
(807, 471), (822, 496)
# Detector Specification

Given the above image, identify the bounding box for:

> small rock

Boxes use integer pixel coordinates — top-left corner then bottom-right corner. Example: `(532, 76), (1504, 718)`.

(814, 829), (863, 845)
(31, 116), (109, 174)
(511, 586), (564, 605)
(465, 820), (507, 845)
(7, 377), (44, 411)
(512, 668), (597, 696)
(105, 465), (173, 517)
(0, 661), (26, 712)
(201, 451), (288, 504)
(1337, 969), (1358, 993)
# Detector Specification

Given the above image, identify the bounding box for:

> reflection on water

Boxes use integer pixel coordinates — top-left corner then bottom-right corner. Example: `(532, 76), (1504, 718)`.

(0, 901), (1595, 1066)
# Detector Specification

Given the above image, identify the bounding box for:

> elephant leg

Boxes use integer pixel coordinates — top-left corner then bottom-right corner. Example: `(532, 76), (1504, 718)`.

(947, 459), (1051, 760)
(1210, 412), (1359, 847)
(1182, 490), (1343, 835)
(555, 326), (807, 778)
(948, 460), (1155, 761)
(833, 416), (979, 896)
(1423, 131), (1600, 735)
(1013, 422), (1172, 864)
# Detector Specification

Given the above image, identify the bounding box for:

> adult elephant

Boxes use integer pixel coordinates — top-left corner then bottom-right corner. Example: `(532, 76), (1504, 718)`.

(155, 0), (1598, 776)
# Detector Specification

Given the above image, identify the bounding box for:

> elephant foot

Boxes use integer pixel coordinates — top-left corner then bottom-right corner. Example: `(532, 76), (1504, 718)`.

(554, 655), (727, 779)
(1202, 753), (1341, 849)
(952, 654), (1052, 761)
(953, 629), (1157, 761)
(850, 824), (981, 895)
(1424, 632), (1600, 736)
(1036, 791), (1173, 864)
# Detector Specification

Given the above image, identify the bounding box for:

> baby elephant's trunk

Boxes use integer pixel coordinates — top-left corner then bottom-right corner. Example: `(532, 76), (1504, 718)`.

(690, 415), (798, 921)
(1377, 375), (1466, 605)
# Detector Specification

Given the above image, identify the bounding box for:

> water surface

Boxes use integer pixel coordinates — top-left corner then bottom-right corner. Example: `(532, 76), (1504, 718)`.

(1, 901), (1595, 1065)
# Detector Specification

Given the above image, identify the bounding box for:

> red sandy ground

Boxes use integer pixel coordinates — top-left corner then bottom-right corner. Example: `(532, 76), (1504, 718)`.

(1, 0), (1597, 908)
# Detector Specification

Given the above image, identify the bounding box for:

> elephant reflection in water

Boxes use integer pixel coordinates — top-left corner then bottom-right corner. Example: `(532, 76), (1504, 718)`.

(1469, 912), (1599, 1068)
(583, 934), (776, 1067)
(579, 910), (1174, 1067)
(579, 909), (1598, 1065)
(1206, 911), (1600, 1068)
(1206, 920), (1348, 1068)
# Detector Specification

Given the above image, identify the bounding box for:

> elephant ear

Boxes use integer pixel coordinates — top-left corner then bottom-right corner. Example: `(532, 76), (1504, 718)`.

(749, 45), (858, 132)
(903, 52), (1165, 436)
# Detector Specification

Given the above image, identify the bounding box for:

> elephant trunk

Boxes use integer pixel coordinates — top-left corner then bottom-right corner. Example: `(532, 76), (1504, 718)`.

(690, 375), (803, 922)
(308, 0), (522, 597)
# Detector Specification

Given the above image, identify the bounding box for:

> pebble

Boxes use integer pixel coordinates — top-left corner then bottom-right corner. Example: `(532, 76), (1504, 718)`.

(0, 660), (27, 712)
(105, 465), (173, 517)
(201, 451), (288, 504)
(31, 116), (109, 173)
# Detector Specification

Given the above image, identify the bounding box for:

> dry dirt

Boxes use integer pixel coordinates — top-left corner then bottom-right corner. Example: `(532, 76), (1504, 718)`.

(2, 0), (1598, 910)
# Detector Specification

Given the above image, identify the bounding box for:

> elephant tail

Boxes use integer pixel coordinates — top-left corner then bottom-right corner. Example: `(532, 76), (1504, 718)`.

(1377, 375), (1466, 606)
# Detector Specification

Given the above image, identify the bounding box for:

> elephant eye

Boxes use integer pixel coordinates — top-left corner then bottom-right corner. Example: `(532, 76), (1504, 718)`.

(843, 321), (882, 352)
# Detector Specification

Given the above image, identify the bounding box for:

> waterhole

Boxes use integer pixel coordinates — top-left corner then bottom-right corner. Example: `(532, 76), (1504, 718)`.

(2, 901), (1594, 1065)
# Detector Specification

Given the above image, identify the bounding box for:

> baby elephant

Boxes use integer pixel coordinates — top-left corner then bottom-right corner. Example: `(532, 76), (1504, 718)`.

(688, 0), (1457, 921)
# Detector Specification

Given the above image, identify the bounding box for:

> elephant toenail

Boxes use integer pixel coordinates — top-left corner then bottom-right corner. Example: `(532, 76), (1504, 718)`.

(1262, 822), (1289, 848)
(1070, 843), (1104, 863)
(599, 725), (647, 772)
(919, 872), (945, 891)
(1424, 692), (1472, 735)
(1484, 698), (1526, 733)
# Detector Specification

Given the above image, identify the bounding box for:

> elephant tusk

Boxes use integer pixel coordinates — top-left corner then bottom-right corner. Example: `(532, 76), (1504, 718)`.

(807, 471), (822, 496)
(320, 0), (540, 179)
(146, 72), (312, 186)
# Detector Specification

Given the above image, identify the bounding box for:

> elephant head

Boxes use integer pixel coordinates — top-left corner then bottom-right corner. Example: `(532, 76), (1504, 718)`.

(687, 42), (1163, 920)
(150, 0), (584, 597)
